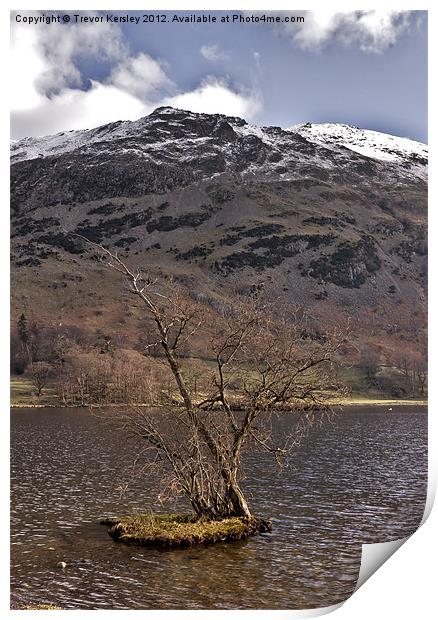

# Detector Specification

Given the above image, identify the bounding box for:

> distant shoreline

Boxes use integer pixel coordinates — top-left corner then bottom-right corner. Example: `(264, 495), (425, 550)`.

(341, 399), (427, 407)
(10, 399), (428, 410)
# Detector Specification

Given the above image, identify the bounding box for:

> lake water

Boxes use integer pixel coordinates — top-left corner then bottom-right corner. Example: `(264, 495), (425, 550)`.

(10, 405), (427, 610)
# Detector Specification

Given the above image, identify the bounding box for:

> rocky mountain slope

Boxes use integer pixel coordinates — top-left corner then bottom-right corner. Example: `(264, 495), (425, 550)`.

(10, 107), (427, 364)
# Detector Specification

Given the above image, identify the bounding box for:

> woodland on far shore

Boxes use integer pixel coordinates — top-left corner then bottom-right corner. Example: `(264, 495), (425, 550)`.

(11, 300), (427, 408)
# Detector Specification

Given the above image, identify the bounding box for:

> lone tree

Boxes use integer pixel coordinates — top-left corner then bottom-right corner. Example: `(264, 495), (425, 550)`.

(80, 238), (347, 521)
(29, 361), (53, 397)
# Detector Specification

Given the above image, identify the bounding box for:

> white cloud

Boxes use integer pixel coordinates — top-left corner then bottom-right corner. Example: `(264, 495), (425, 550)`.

(10, 18), (147, 137)
(200, 44), (229, 62)
(13, 15), (127, 97)
(10, 27), (47, 111)
(279, 10), (414, 53)
(11, 81), (151, 138)
(10, 15), (262, 139)
(163, 77), (262, 119)
(109, 53), (173, 100)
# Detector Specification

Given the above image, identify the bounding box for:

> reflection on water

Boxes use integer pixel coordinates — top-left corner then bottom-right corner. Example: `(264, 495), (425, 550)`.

(10, 406), (427, 609)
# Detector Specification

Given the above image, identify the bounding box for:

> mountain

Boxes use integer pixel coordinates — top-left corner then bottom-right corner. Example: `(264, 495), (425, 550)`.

(10, 107), (427, 372)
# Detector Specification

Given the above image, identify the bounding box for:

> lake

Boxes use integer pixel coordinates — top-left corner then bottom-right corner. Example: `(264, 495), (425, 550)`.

(10, 405), (427, 609)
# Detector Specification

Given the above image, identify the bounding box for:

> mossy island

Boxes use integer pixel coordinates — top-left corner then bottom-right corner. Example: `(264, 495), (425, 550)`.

(100, 513), (272, 549)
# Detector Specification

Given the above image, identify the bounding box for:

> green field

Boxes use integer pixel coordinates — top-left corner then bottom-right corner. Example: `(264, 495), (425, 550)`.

(11, 377), (58, 407)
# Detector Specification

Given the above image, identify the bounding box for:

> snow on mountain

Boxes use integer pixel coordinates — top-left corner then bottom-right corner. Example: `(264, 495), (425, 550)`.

(291, 122), (427, 175)
(10, 108), (427, 183)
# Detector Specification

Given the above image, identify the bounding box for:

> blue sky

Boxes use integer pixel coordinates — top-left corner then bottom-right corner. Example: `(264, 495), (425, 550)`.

(10, 10), (427, 141)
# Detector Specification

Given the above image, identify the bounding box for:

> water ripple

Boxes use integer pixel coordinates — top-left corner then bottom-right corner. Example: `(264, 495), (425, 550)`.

(10, 406), (427, 609)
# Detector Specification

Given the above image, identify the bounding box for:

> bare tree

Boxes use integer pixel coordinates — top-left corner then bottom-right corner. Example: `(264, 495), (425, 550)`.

(29, 361), (53, 397)
(78, 237), (347, 521)
(390, 346), (427, 398)
(359, 345), (380, 382)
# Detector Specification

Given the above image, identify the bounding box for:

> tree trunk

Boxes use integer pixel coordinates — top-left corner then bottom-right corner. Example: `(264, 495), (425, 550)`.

(226, 482), (252, 518)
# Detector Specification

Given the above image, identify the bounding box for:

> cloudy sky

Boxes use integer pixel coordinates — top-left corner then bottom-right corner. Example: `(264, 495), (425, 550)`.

(10, 10), (427, 142)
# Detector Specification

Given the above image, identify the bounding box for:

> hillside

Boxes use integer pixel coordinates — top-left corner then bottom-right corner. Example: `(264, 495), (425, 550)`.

(10, 107), (427, 395)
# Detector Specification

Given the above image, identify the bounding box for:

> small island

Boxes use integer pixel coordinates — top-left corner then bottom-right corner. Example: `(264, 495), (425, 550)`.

(101, 513), (272, 548)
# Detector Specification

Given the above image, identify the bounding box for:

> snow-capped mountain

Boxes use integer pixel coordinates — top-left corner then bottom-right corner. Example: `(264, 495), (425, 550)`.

(10, 106), (427, 357)
(10, 107), (427, 185)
